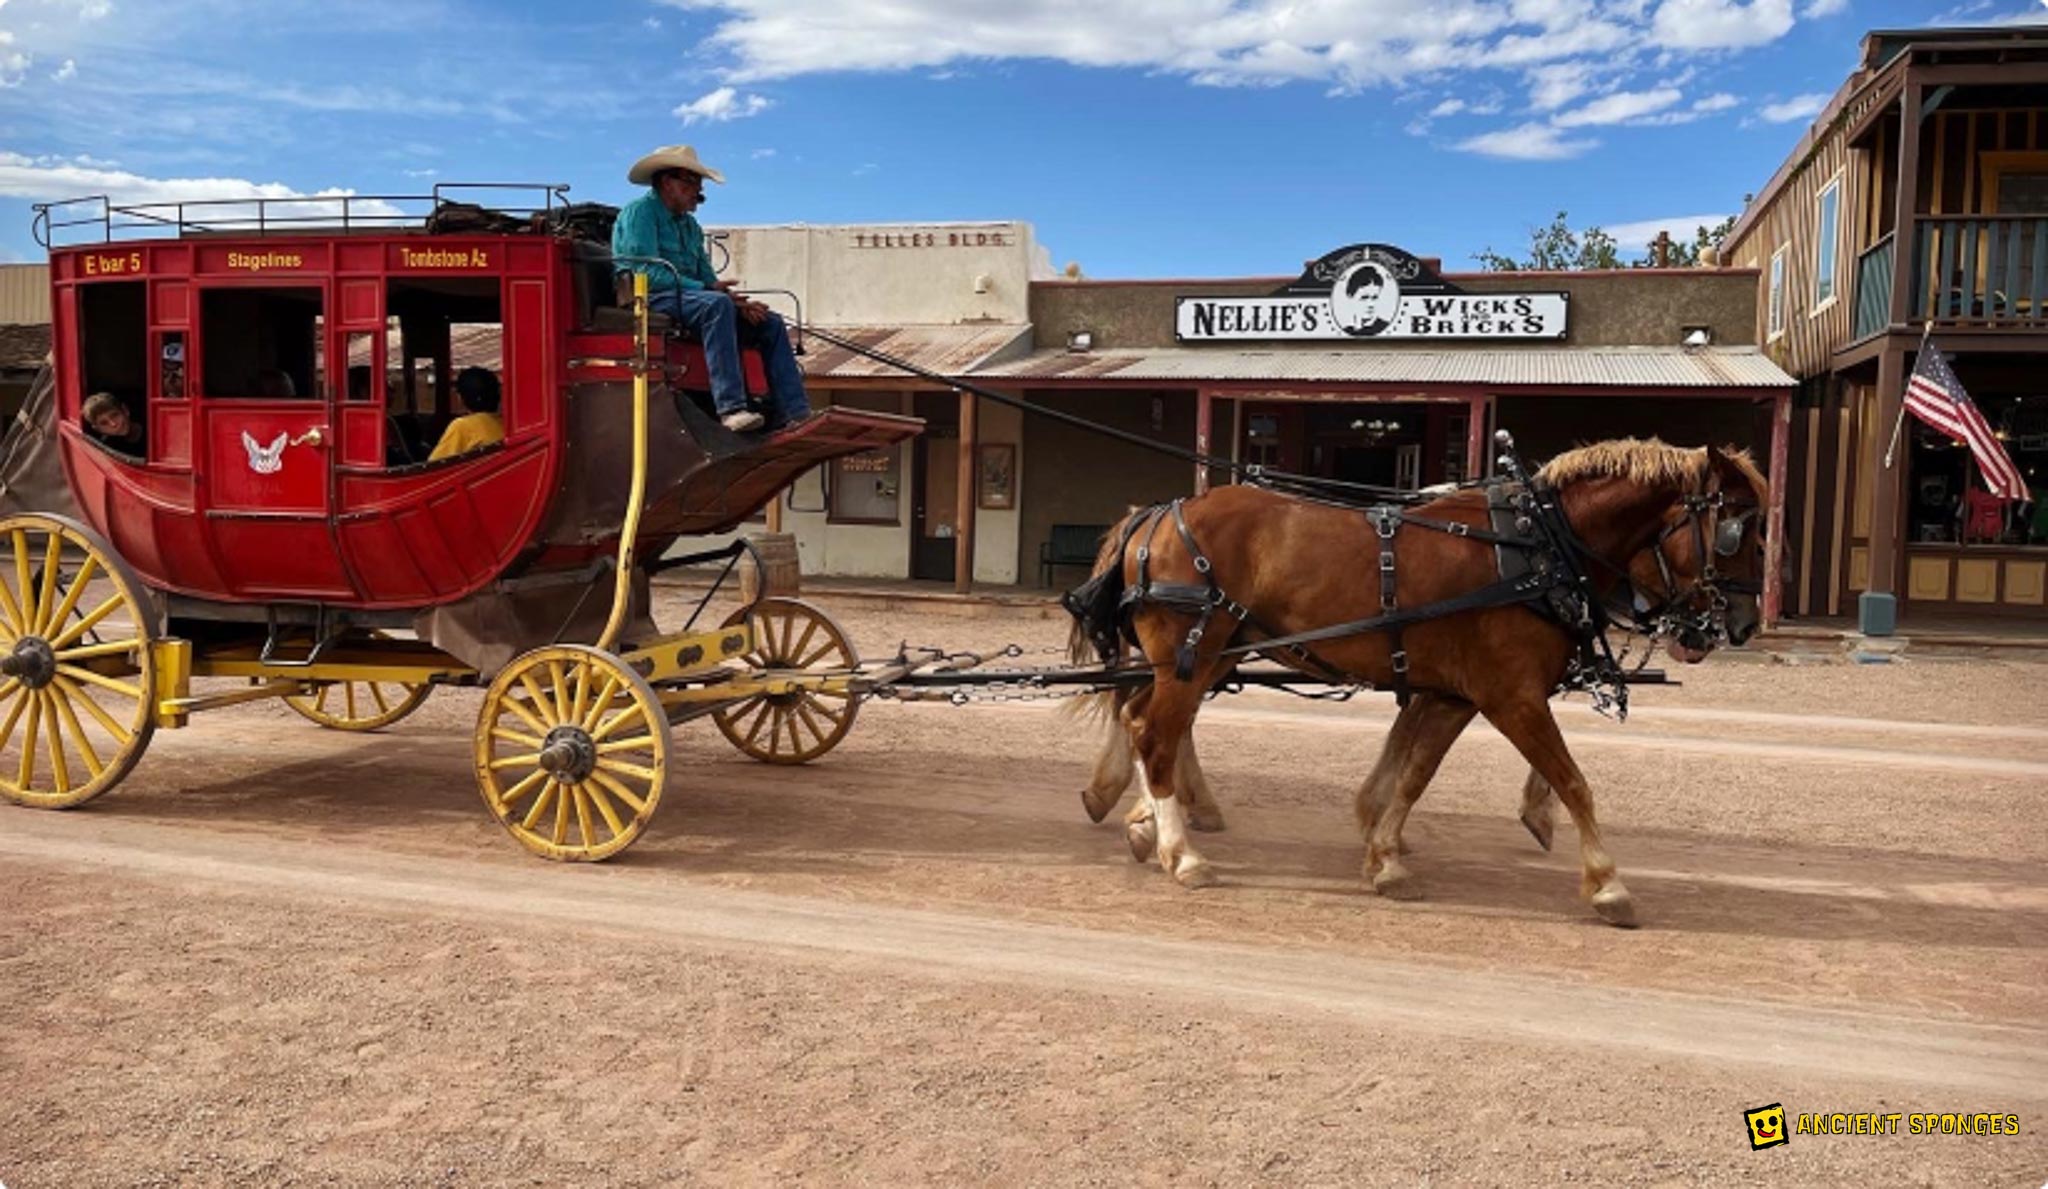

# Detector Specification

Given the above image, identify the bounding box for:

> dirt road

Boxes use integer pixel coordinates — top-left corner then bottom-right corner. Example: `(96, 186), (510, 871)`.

(2, 595), (2044, 1185)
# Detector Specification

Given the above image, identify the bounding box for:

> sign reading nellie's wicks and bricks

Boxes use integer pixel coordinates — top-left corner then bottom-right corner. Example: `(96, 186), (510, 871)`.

(1175, 242), (1568, 342)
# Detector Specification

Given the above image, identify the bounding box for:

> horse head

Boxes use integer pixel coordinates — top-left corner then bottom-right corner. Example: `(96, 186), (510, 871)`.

(1621, 445), (1770, 660)
(1537, 438), (1770, 664)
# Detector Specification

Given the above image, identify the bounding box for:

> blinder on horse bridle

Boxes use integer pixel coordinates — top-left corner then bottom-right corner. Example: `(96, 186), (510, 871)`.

(1638, 480), (1762, 649)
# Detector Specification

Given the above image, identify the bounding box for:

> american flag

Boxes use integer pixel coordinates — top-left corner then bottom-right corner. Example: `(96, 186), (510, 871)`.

(1904, 340), (2030, 501)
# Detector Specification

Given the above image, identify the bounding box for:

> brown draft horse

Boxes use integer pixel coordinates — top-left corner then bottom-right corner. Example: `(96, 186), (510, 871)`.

(1081, 497), (1741, 866)
(1067, 438), (1768, 926)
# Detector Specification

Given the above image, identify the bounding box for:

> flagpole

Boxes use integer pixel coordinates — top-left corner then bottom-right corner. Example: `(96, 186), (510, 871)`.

(1883, 323), (1934, 469)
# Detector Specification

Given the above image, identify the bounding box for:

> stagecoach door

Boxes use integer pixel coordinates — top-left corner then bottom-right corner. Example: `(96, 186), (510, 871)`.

(194, 283), (351, 599)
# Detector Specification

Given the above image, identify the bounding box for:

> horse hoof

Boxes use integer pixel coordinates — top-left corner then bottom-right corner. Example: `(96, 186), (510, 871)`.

(1174, 859), (1219, 889)
(1081, 788), (1116, 824)
(1372, 865), (1423, 901)
(1591, 886), (1638, 928)
(1126, 820), (1158, 863)
(1521, 810), (1554, 852)
(1189, 809), (1227, 833)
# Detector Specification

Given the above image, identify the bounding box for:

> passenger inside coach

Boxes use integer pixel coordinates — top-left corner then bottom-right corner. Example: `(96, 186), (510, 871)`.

(82, 391), (146, 459)
(427, 367), (505, 462)
(254, 368), (298, 398)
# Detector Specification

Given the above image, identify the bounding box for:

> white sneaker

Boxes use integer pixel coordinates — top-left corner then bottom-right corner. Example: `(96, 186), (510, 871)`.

(720, 410), (765, 432)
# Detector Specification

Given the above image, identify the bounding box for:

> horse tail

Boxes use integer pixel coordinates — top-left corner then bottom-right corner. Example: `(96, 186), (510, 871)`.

(1062, 505), (1157, 666)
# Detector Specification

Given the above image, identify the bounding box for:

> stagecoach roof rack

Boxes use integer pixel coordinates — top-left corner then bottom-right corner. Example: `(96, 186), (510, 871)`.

(30, 181), (573, 249)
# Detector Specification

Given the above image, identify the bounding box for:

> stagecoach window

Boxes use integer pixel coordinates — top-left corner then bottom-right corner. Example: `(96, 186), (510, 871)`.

(200, 287), (323, 399)
(158, 332), (185, 400)
(343, 332), (378, 402)
(78, 280), (146, 414)
(384, 279), (504, 463)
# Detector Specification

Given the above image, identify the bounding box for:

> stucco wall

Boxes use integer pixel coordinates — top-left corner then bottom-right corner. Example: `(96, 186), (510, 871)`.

(1028, 269), (1762, 351)
(717, 223), (1041, 326)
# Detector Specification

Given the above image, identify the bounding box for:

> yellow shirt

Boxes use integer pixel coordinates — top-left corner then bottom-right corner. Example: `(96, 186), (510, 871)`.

(428, 412), (504, 461)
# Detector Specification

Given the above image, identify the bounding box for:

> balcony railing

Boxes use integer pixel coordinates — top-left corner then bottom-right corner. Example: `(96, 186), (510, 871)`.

(1908, 215), (2048, 327)
(1852, 232), (1893, 340)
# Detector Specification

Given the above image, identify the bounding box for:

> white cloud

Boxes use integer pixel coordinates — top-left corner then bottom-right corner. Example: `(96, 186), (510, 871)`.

(852, 162), (878, 176)
(0, 152), (404, 225)
(1799, 0), (1847, 15)
(1692, 91), (1740, 111)
(750, 147), (776, 158)
(1759, 91), (1828, 122)
(1603, 212), (1732, 249)
(1552, 86), (1681, 126)
(643, 15), (661, 29)
(1527, 61), (1597, 110)
(673, 85), (773, 125)
(51, 57), (74, 80)
(1454, 121), (1598, 159)
(1430, 97), (1468, 116)
(665, 0), (1605, 90)
(0, 49), (28, 87)
(1650, 0), (1793, 50)
(402, 167), (437, 177)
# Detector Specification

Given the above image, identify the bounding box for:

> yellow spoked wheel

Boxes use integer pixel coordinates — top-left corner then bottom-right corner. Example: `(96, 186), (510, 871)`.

(0, 513), (157, 809)
(712, 597), (859, 765)
(474, 644), (669, 862)
(284, 635), (432, 731)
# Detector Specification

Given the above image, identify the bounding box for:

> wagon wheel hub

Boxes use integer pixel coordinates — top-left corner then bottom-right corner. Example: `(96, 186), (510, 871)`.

(0, 637), (57, 690)
(538, 725), (598, 783)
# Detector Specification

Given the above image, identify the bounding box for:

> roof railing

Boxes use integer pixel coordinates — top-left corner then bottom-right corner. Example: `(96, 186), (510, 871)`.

(31, 183), (572, 249)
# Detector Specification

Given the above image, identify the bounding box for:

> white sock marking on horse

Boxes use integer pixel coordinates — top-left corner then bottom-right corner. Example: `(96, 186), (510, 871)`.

(1136, 764), (1192, 877)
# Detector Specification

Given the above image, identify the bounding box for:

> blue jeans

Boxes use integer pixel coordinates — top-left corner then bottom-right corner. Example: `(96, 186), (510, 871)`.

(649, 288), (811, 425)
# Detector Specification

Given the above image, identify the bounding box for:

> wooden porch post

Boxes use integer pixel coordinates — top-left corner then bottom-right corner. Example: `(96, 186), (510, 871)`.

(954, 387), (977, 595)
(1764, 389), (1791, 629)
(1864, 347), (1906, 633)
(1865, 74), (1922, 635)
(1465, 395), (1487, 480)
(1194, 388), (1214, 495)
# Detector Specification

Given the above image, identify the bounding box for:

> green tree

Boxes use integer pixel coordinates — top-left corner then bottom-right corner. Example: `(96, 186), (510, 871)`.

(1656, 214), (1739, 267)
(1476, 211), (1736, 270)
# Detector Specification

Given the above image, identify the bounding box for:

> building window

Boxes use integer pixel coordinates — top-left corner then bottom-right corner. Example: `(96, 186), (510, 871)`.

(829, 445), (902, 524)
(1767, 248), (1787, 340)
(824, 393), (903, 524)
(1814, 176), (1841, 307)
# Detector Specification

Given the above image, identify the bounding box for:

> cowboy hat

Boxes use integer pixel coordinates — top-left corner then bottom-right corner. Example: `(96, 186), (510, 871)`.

(627, 145), (725, 186)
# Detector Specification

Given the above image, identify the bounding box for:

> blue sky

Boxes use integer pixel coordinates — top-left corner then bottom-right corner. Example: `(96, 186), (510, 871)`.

(0, 0), (2040, 277)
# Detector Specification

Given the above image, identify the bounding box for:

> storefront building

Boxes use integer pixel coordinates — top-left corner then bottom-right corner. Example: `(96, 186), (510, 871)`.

(1723, 25), (2048, 629)
(742, 232), (1797, 612)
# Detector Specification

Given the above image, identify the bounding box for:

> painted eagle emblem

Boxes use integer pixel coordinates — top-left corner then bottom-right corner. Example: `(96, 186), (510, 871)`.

(242, 430), (287, 475)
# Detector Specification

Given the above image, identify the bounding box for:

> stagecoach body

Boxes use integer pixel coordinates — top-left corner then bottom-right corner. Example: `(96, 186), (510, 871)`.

(0, 188), (921, 860)
(44, 216), (914, 611)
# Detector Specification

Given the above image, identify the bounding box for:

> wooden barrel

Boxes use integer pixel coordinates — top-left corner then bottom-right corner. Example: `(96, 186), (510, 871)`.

(741, 532), (802, 602)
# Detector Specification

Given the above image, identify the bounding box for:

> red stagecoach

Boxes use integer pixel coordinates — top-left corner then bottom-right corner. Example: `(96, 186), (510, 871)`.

(1, 185), (920, 859)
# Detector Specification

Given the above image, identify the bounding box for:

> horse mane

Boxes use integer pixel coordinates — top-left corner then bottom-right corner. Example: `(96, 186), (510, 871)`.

(1536, 437), (1766, 499)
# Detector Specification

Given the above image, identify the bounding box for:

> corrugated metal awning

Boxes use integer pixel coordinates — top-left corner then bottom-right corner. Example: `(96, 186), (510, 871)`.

(799, 324), (1032, 381)
(0, 323), (52, 371)
(972, 345), (1795, 389)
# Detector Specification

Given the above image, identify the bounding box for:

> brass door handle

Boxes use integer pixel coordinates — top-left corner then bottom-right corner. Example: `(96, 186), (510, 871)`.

(290, 426), (327, 448)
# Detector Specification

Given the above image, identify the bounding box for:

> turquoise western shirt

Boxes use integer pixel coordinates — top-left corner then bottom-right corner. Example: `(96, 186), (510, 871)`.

(610, 190), (718, 294)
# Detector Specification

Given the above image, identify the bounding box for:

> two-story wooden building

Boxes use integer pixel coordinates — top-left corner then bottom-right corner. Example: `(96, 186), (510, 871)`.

(1725, 25), (2048, 631)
